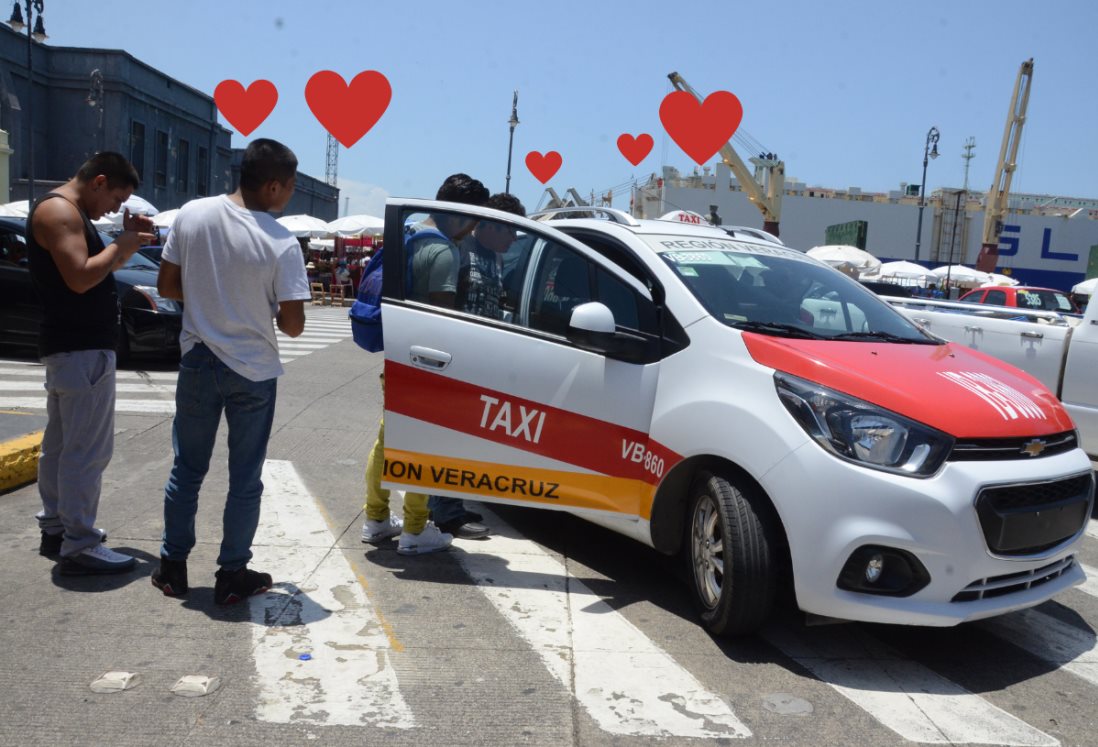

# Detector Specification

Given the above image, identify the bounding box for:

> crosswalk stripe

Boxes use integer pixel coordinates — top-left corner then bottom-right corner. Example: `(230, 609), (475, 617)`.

(1085, 520), (1098, 541)
(980, 608), (1098, 688)
(0, 396), (175, 413)
(0, 381), (174, 394)
(762, 624), (1057, 745)
(1078, 562), (1098, 598)
(455, 528), (751, 739)
(0, 366), (179, 381)
(250, 460), (415, 728)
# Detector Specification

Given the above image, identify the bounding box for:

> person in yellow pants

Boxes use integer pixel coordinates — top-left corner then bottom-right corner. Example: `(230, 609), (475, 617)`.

(360, 376), (452, 555)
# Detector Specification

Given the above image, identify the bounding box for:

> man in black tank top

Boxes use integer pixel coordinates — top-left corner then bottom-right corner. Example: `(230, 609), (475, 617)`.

(28, 152), (155, 575)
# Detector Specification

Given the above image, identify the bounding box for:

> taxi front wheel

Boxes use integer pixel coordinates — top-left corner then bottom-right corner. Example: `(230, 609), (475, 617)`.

(686, 471), (778, 636)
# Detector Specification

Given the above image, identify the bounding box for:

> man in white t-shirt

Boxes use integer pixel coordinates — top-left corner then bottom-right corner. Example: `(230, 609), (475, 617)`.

(151, 138), (310, 605)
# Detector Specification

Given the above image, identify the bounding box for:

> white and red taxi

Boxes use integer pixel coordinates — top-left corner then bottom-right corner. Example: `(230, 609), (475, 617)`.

(377, 199), (1095, 636)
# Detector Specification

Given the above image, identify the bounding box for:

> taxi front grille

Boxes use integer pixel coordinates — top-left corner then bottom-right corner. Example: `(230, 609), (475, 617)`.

(952, 556), (1075, 602)
(949, 431), (1077, 462)
(975, 473), (1094, 556)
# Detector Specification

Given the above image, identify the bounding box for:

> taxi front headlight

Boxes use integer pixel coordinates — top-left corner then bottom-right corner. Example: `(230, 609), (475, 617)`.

(775, 372), (953, 477)
(132, 285), (181, 313)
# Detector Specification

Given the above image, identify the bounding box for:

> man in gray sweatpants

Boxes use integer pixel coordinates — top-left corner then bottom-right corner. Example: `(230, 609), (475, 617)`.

(28, 152), (155, 574)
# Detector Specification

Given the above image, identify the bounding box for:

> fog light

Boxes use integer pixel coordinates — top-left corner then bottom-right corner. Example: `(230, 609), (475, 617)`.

(865, 554), (884, 583)
(837, 545), (931, 597)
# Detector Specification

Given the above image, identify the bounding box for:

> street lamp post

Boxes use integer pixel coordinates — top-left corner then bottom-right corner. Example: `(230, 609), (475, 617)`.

(6, 0), (47, 202)
(504, 90), (519, 195)
(913, 126), (939, 263)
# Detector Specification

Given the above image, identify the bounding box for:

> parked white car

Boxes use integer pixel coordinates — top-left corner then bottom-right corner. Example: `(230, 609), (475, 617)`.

(376, 200), (1095, 636)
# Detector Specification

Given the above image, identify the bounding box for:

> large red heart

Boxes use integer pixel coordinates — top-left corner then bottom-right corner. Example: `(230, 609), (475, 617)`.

(659, 90), (743, 165)
(617, 133), (654, 166)
(213, 80), (278, 137)
(525, 150), (562, 184)
(305, 70), (392, 148)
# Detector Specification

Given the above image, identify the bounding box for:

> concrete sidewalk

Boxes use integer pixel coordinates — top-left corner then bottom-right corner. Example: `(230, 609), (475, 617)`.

(0, 410), (45, 493)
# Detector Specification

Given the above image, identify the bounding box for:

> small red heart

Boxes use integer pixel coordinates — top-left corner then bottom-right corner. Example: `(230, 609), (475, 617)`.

(214, 80), (278, 137)
(617, 133), (654, 166)
(525, 150), (562, 184)
(305, 70), (392, 148)
(659, 90), (743, 165)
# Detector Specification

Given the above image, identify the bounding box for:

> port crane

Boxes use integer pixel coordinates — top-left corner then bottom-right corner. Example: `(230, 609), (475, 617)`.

(667, 72), (785, 236)
(976, 58), (1034, 271)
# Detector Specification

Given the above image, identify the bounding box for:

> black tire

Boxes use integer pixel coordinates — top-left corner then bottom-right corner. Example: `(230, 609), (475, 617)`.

(684, 470), (777, 636)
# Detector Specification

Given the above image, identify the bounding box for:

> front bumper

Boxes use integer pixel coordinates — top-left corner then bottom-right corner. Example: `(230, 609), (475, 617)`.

(764, 441), (1094, 626)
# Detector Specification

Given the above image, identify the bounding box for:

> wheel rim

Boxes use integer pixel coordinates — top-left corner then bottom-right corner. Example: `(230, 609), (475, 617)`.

(691, 493), (725, 610)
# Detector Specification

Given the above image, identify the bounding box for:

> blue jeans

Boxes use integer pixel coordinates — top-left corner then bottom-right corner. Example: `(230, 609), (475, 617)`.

(428, 495), (467, 525)
(161, 343), (277, 569)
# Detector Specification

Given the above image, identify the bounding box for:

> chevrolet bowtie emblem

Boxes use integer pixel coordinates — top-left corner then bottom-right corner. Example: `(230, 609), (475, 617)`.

(1021, 439), (1048, 457)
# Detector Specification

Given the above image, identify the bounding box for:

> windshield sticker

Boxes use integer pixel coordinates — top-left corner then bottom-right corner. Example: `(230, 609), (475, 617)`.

(664, 251), (736, 265)
(677, 266), (699, 276)
(937, 372), (1047, 421)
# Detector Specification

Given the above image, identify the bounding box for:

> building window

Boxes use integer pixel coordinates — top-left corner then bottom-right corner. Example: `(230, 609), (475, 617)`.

(177, 139), (190, 193)
(196, 146), (209, 197)
(130, 121), (145, 182)
(155, 130), (168, 189)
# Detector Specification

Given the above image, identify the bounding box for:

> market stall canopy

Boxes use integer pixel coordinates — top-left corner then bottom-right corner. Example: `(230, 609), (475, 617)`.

(872, 260), (937, 284)
(806, 245), (881, 274)
(92, 194), (159, 231)
(308, 239), (335, 253)
(1072, 277), (1098, 296)
(0, 200), (29, 217)
(325, 214), (384, 237)
(152, 208), (181, 229)
(981, 272), (1020, 287)
(932, 265), (991, 288)
(277, 214), (331, 238)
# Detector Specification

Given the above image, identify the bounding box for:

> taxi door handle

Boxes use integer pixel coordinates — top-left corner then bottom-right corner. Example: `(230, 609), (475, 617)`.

(964, 325), (982, 333)
(1020, 330), (1044, 339)
(410, 345), (452, 370)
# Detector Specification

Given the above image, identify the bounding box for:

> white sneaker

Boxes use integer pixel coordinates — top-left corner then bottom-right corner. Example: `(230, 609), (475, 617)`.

(60, 544), (136, 575)
(361, 516), (403, 544)
(397, 522), (453, 556)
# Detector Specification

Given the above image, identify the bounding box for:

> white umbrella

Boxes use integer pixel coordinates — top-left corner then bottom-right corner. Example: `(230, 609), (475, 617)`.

(309, 238), (335, 253)
(277, 214), (331, 238)
(981, 272), (1020, 287)
(0, 200), (29, 217)
(93, 194), (160, 230)
(152, 208), (181, 228)
(806, 245), (881, 274)
(932, 265), (991, 288)
(1072, 277), (1098, 296)
(876, 260), (937, 284)
(325, 214), (384, 237)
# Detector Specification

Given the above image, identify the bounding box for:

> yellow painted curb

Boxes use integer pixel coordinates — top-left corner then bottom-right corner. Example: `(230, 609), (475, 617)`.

(0, 430), (43, 493)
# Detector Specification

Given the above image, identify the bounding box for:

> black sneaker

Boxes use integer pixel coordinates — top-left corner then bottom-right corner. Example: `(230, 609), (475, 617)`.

(438, 518), (491, 539)
(214, 566), (273, 605)
(39, 529), (107, 557)
(151, 557), (189, 597)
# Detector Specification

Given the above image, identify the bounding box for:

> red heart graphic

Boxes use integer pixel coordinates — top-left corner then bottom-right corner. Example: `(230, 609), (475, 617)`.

(616, 133), (654, 166)
(305, 70), (392, 148)
(214, 79), (278, 137)
(659, 90), (743, 165)
(525, 150), (562, 184)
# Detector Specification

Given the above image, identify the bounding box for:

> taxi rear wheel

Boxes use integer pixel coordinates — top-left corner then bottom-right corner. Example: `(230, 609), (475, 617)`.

(686, 471), (777, 636)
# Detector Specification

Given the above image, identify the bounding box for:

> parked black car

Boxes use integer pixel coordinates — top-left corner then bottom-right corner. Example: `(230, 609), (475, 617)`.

(0, 216), (181, 361)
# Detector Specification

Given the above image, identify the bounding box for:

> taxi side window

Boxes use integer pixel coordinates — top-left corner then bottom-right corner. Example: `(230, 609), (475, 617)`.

(528, 243), (592, 335)
(526, 242), (658, 337)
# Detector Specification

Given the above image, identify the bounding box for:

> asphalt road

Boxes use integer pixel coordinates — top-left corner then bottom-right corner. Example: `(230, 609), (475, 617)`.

(2, 305), (1097, 747)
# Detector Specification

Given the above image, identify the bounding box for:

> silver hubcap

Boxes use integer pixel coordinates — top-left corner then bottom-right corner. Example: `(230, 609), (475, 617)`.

(691, 495), (724, 609)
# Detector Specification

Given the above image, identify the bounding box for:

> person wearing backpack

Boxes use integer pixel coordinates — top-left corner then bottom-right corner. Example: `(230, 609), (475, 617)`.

(360, 174), (490, 553)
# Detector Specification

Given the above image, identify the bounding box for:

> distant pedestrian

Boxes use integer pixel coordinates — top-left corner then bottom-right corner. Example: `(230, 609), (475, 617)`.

(28, 152), (155, 574)
(151, 139), (309, 604)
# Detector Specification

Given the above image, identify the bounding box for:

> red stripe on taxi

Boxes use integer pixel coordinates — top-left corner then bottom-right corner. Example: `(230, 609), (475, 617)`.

(386, 361), (681, 484)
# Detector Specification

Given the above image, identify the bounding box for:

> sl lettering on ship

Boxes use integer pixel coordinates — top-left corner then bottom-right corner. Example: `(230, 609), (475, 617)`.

(937, 371), (1047, 421)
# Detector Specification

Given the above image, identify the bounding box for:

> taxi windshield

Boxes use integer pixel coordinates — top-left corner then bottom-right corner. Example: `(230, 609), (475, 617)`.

(646, 236), (937, 344)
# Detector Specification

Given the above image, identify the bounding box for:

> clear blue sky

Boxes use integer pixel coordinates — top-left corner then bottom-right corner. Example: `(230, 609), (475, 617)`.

(50, 0), (1098, 217)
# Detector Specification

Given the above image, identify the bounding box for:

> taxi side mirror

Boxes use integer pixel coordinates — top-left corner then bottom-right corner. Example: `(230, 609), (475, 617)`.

(567, 302), (648, 363)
